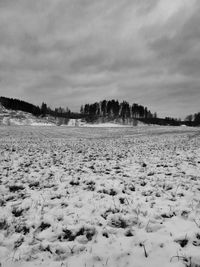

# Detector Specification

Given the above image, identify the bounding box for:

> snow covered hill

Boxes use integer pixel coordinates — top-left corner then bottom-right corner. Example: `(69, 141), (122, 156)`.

(0, 103), (154, 128)
(0, 103), (55, 126)
(0, 104), (142, 127)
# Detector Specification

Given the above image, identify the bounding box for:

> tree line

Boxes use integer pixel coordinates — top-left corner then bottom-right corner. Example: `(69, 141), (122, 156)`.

(0, 96), (72, 118)
(80, 100), (156, 120)
(1, 96), (200, 126)
(40, 102), (72, 118)
(185, 112), (200, 126)
(0, 96), (41, 116)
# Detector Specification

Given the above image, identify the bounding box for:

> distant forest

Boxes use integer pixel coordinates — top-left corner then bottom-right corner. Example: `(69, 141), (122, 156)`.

(0, 96), (41, 116)
(80, 100), (155, 119)
(185, 113), (200, 126)
(0, 96), (199, 126)
(0, 96), (75, 118)
(80, 100), (184, 126)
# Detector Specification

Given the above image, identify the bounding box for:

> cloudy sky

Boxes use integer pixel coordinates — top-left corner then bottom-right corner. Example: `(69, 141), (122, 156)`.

(0, 0), (200, 118)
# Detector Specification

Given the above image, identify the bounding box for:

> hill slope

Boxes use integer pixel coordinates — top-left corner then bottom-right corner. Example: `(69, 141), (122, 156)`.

(0, 103), (143, 127)
(0, 103), (55, 126)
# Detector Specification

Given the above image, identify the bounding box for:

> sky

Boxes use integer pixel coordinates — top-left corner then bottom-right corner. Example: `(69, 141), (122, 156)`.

(0, 0), (200, 118)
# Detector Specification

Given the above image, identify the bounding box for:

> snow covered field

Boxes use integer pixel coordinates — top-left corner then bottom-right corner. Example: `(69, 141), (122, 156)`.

(0, 126), (200, 267)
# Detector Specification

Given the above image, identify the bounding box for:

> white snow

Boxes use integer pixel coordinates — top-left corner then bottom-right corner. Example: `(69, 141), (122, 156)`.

(0, 126), (200, 267)
(0, 107), (55, 126)
(83, 122), (132, 127)
(0, 106), (141, 127)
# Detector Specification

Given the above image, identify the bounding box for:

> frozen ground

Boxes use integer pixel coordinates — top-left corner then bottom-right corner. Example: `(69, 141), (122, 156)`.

(0, 126), (200, 267)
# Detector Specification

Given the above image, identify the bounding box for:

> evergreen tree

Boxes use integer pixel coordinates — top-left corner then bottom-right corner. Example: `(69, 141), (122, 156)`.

(80, 105), (84, 114)
(41, 102), (47, 116)
(101, 100), (107, 117)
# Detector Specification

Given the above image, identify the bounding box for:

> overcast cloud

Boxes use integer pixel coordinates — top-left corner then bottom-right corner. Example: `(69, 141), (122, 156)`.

(0, 0), (199, 118)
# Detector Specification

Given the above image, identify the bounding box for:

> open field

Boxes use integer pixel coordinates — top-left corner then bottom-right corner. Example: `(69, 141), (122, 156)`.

(0, 126), (200, 267)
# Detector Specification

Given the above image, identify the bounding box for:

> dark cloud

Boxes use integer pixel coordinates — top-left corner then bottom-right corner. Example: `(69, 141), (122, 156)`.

(0, 0), (199, 118)
(147, 1), (200, 77)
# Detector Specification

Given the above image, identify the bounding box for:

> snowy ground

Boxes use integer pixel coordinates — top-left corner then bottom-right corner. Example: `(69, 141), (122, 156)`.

(0, 126), (200, 267)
